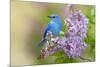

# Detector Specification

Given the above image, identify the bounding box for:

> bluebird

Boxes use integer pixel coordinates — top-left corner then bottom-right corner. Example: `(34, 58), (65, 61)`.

(37, 14), (62, 47)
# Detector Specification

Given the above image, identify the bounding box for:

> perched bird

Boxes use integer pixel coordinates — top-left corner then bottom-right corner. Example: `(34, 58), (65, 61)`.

(37, 14), (62, 47)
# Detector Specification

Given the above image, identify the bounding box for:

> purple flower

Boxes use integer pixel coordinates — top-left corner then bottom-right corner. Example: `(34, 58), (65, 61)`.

(65, 10), (88, 37)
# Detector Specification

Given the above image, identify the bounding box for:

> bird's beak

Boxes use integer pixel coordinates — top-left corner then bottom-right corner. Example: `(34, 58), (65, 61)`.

(48, 16), (52, 18)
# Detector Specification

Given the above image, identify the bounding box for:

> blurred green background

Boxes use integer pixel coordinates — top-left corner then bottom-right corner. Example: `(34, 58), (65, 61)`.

(11, 1), (95, 66)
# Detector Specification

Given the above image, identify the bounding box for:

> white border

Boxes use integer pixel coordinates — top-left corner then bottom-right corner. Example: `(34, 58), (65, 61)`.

(0, 0), (10, 67)
(23, 0), (95, 5)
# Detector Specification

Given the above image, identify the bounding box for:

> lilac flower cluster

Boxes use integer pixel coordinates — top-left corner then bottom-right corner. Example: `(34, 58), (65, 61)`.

(65, 10), (88, 38)
(40, 10), (88, 58)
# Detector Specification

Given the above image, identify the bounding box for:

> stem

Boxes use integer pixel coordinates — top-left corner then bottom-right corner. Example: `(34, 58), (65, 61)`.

(79, 56), (92, 62)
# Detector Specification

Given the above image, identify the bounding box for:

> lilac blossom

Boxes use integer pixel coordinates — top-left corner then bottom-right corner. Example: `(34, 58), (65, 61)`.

(65, 10), (88, 38)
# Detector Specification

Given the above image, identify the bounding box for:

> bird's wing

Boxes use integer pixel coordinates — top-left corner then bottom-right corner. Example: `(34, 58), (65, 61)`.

(43, 22), (51, 38)
(43, 20), (61, 38)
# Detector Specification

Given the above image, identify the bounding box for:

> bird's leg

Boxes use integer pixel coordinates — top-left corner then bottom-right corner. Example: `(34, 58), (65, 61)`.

(47, 40), (50, 46)
(49, 41), (51, 46)
(44, 42), (47, 48)
(46, 32), (51, 46)
(47, 31), (53, 46)
(45, 40), (51, 48)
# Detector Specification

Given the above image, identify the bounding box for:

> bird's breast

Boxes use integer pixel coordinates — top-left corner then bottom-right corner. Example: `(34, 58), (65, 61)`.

(50, 23), (61, 35)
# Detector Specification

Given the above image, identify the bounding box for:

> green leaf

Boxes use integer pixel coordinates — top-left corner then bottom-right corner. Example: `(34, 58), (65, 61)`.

(50, 50), (64, 56)
(55, 56), (77, 64)
(60, 31), (64, 35)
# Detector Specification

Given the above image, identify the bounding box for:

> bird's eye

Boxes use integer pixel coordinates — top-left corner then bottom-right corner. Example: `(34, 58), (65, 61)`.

(52, 16), (55, 18)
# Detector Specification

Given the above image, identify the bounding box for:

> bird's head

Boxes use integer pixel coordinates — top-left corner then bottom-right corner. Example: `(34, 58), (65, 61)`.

(48, 14), (62, 26)
(48, 14), (60, 20)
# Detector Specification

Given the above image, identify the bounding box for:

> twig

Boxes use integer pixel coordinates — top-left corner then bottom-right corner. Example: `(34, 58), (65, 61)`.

(79, 56), (92, 62)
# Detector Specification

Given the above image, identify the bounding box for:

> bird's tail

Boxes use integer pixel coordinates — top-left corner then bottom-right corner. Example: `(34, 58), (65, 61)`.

(36, 38), (47, 48)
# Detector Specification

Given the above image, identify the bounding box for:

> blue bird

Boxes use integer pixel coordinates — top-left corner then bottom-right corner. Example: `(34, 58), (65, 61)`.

(37, 14), (62, 47)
